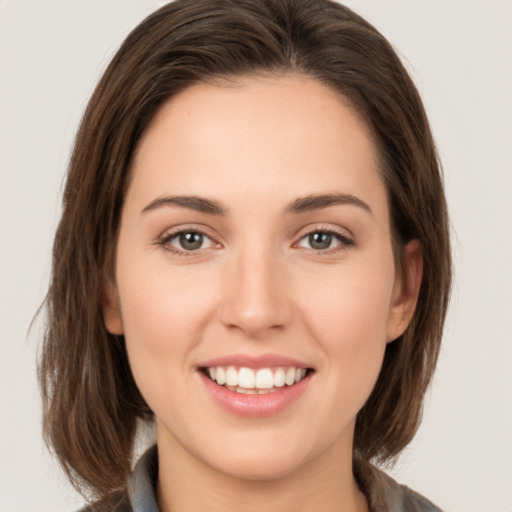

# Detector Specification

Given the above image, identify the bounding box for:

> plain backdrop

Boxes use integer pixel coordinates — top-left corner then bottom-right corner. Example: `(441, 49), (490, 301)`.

(1, 1), (511, 511)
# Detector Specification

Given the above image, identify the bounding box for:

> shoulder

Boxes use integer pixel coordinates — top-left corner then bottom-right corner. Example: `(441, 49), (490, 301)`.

(354, 459), (444, 512)
(388, 477), (443, 512)
(76, 446), (159, 512)
(76, 489), (132, 512)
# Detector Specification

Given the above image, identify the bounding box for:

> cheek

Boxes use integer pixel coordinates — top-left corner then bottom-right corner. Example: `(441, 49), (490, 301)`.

(281, 258), (395, 452)
(118, 254), (218, 342)
(302, 259), (394, 324)
(297, 260), (395, 380)
(114, 254), (219, 405)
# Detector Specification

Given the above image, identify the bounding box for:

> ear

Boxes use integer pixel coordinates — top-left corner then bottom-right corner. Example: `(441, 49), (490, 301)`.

(102, 281), (124, 335)
(386, 239), (423, 343)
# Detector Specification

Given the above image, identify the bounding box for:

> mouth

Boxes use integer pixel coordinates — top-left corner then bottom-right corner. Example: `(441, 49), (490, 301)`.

(200, 365), (314, 395)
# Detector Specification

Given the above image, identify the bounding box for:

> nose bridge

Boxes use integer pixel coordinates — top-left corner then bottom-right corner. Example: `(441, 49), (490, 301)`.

(220, 236), (291, 336)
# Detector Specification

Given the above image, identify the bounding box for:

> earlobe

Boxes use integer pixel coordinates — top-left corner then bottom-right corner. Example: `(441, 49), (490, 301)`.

(386, 239), (423, 343)
(102, 282), (124, 335)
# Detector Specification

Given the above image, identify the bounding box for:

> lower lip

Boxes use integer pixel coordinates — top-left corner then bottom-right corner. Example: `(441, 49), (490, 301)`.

(199, 371), (312, 417)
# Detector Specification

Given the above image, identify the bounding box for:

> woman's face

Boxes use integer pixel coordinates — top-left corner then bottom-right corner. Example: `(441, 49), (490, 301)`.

(104, 75), (418, 481)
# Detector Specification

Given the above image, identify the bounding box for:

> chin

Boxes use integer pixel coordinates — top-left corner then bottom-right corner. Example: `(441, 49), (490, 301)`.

(209, 450), (308, 483)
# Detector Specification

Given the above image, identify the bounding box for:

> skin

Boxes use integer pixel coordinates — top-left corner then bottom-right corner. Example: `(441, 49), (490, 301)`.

(103, 75), (422, 512)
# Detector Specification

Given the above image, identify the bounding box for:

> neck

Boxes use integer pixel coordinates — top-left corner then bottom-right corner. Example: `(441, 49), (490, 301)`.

(156, 426), (369, 512)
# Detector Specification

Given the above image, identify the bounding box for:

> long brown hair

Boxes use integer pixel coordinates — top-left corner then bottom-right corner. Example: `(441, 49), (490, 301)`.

(39, 0), (452, 499)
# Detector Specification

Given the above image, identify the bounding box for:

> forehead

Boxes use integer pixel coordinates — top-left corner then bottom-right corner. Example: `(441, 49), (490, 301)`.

(129, 75), (386, 216)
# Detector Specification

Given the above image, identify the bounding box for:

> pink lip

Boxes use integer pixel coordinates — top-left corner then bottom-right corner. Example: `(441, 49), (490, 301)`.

(199, 353), (312, 369)
(199, 370), (312, 417)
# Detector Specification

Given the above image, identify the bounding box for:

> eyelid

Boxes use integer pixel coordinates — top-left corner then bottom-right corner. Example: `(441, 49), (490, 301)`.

(157, 224), (222, 256)
(293, 224), (355, 252)
(155, 223), (354, 257)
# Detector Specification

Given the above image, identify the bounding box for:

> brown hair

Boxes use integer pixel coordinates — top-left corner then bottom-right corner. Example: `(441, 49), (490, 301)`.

(39, 0), (451, 499)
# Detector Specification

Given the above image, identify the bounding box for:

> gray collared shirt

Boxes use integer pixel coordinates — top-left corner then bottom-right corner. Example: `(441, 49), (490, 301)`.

(81, 446), (443, 511)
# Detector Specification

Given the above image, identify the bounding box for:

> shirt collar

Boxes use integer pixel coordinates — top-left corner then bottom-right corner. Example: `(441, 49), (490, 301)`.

(127, 445), (160, 512)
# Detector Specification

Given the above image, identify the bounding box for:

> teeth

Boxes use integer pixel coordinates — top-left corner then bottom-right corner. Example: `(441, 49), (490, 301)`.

(206, 365), (309, 391)
(238, 367), (255, 388)
(255, 368), (273, 388)
(226, 366), (238, 387)
(226, 385), (279, 395)
(285, 367), (295, 385)
(273, 368), (285, 387)
(216, 367), (226, 385)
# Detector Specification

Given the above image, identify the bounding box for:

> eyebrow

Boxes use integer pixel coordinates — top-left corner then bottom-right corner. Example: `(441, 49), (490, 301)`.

(141, 192), (372, 217)
(284, 193), (373, 216)
(141, 195), (228, 216)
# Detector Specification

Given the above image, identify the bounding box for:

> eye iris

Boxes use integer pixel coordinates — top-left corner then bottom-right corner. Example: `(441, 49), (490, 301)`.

(309, 232), (332, 250)
(179, 232), (203, 250)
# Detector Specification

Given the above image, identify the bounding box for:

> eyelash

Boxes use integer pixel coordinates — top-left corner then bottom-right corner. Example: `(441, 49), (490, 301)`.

(296, 228), (355, 254)
(157, 228), (218, 257)
(157, 226), (354, 257)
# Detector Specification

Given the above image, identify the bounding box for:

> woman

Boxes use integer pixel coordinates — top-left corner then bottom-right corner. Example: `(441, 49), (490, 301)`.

(39, 0), (452, 510)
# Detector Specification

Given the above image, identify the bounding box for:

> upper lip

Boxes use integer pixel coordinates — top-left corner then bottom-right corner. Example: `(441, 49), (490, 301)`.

(199, 353), (313, 369)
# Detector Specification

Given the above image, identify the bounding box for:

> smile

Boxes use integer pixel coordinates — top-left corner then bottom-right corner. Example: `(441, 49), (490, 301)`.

(198, 354), (314, 416)
(203, 366), (309, 394)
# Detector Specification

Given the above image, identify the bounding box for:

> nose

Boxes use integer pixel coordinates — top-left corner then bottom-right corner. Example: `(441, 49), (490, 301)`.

(219, 247), (293, 338)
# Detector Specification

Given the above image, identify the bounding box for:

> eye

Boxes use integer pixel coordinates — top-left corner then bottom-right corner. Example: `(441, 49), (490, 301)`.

(296, 229), (353, 252)
(161, 229), (216, 254)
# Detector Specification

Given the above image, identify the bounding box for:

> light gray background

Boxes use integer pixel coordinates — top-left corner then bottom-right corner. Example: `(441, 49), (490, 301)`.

(1, 1), (511, 511)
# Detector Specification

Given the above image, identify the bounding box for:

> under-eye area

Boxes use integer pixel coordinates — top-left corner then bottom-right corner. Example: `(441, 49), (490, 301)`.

(200, 366), (315, 394)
